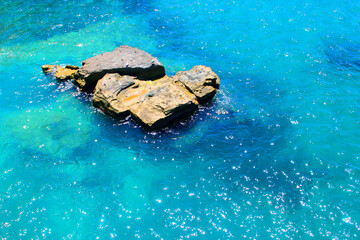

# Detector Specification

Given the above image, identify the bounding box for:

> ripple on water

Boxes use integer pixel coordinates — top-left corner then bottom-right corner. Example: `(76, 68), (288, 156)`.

(1, 0), (360, 239)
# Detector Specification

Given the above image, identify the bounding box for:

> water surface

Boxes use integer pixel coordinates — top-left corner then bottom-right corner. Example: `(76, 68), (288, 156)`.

(1, 0), (360, 239)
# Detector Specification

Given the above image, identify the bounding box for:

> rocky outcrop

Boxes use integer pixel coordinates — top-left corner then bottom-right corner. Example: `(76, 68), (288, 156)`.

(93, 74), (199, 128)
(42, 45), (220, 129)
(41, 65), (78, 80)
(76, 46), (165, 92)
(41, 64), (53, 73)
(92, 73), (136, 118)
(173, 65), (220, 103)
(55, 66), (78, 80)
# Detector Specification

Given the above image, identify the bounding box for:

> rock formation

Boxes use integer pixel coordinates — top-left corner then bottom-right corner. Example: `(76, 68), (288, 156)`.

(173, 65), (220, 103)
(76, 45), (166, 92)
(42, 45), (220, 129)
(42, 64), (78, 80)
(93, 74), (199, 128)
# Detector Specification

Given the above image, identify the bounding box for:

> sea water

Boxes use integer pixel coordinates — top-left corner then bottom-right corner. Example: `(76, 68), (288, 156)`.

(0, 0), (360, 239)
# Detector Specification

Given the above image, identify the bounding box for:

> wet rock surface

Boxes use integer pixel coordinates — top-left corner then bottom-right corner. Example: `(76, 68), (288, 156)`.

(42, 45), (220, 129)
(41, 65), (78, 81)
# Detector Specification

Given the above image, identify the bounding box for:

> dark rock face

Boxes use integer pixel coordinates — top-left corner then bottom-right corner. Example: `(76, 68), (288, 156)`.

(42, 46), (220, 129)
(76, 46), (165, 92)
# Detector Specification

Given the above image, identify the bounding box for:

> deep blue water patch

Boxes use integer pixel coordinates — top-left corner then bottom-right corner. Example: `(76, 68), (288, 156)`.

(324, 40), (360, 70)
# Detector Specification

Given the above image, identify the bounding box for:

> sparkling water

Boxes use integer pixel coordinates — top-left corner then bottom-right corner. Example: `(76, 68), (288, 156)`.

(1, 0), (360, 239)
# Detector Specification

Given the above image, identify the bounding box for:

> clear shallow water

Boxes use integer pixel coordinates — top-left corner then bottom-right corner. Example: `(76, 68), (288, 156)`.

(1, 0), (360, 239)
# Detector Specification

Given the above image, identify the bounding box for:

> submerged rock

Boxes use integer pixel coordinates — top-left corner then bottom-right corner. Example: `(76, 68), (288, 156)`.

(324, 43), (360, 69)
(42, 45), (220, 129)
(76, 45), (166, 92)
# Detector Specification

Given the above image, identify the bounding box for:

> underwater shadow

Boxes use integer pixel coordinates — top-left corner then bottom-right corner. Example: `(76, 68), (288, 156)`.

(171, 72), (314, 212)
(0, 0), (156, 47)
(324, 40), (360, 70)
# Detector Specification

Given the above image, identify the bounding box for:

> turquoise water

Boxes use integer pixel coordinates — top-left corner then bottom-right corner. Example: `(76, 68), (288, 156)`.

(1, 0), (360, 238)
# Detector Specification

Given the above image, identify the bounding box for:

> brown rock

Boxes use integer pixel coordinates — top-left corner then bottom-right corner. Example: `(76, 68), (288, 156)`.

(41, 64), (53, 73)
(93, 74), (198, 129)
(41, 65), (78, 81)
(129, 78), (198, 129)
(93, 73), (136, 117)
(55, 66), (77, 81)
(173, 65), (220, 103)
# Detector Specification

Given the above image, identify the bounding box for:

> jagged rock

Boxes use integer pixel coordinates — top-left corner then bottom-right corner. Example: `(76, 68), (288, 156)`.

(55, 66), (77, 80)
(41, 65), (78, 81)
(129, 78), (198, 129)
(93, 73), (136, 117)
(76, 46), (166, 92)
(41, 64), (53, 73)
(93, 74), (198, 129)
(65, 65), (79, 70)
(173, 65), (220, 103)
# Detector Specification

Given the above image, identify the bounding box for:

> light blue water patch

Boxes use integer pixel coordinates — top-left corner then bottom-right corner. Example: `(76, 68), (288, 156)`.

(1, 0), (360, 239)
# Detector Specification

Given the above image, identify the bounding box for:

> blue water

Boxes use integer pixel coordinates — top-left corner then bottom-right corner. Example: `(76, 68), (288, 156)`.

(1, 0), (360, 239)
